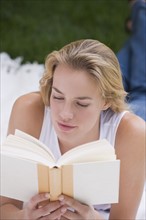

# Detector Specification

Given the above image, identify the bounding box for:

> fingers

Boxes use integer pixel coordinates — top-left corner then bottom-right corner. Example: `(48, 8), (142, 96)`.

(58, 195), (102, 220)
(62, 209), (79, 220)
(60, 216), (68, 220)
(41, 206), (67, 220)
(26, 193), (92, 220)
(36, 200), (64, 218)
(25, 193), (68, 220)
(58, 195), (88, 216)
(27, 193), (50, 210)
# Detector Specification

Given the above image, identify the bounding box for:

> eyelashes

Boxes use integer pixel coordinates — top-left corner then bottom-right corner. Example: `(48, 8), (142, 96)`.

(53, 96), (63, 100)
(76, 102), (90, 107)
(52, 96), (90, 108)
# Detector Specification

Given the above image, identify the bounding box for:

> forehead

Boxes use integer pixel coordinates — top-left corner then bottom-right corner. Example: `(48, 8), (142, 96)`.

(52, 64), (101, 98)
(53, 64), (97, 85)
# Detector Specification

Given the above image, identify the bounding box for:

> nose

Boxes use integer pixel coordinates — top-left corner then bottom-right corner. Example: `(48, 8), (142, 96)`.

(59, 104), (73, 121)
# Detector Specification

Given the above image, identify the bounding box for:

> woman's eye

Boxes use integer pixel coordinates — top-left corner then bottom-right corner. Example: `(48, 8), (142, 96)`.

(77, 102), (89, 107)
(53, 96), (64, 100)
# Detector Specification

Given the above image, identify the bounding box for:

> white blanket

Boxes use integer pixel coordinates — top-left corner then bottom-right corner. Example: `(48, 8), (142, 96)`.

(1, 52), (44, 143)
(0, 52), (145, 219)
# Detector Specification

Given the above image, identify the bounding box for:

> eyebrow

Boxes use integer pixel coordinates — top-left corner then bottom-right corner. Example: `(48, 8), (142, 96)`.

(52, 87), (93, 100)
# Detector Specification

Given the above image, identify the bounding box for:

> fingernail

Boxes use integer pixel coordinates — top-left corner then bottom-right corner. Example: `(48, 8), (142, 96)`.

(58, 195), (64, 201)
(38, 205), (42, 209)
(45, 193), (50, 198)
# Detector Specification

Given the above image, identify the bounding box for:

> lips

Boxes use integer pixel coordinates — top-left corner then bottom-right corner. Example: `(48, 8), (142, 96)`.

(57, 122), (76, 132)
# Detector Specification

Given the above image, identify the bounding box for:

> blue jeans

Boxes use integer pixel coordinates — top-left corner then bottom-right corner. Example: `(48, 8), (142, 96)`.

(117, 0), (146, 121)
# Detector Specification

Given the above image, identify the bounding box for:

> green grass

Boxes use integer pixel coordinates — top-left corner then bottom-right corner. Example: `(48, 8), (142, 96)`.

(0, 0), (130, 63)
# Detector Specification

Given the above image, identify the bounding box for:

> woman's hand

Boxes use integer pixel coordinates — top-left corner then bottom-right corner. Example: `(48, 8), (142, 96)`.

(23, 193), (67, 220)
(58, 195), (103, 220)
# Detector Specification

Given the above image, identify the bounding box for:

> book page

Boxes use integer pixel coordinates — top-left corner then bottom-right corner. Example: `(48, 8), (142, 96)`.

(1, 145), (55, 167)
(1, 154), (39, 202)
(2, 130), (116, 167)
(15, 129), (55, 160)
(72, 160), (120, 205)
(2, 134), (55, 166)
(57, 139), (116, 166)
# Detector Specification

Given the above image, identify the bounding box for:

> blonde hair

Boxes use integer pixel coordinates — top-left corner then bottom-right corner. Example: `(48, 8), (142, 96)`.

(40, 39), (129, 112)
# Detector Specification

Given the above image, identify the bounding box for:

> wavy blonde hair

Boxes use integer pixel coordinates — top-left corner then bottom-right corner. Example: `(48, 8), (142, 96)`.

(40, 39), (129, 112)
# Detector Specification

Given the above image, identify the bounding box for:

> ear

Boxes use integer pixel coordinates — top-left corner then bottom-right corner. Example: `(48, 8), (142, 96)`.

(102, 101), (111, 111)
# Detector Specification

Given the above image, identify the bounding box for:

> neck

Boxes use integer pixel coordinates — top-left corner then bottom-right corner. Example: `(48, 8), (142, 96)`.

(59, 131), (100, 155)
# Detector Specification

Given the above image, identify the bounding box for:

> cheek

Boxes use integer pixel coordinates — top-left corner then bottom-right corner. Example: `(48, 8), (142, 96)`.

(50, 98), (60, 116)
(77, 108), (99, 124)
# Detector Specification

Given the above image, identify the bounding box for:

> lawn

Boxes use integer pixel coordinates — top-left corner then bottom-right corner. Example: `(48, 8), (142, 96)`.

(0, 0), (130, 63)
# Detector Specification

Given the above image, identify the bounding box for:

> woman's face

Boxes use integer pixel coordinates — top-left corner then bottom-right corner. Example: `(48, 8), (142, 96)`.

(50, 64), (108, 148)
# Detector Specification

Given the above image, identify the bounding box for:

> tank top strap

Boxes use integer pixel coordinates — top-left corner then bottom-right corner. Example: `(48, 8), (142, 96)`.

(99, 109), (128, 147)
(39, 106), (61, 160)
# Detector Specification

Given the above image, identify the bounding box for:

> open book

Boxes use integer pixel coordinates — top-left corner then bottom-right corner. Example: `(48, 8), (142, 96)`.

(1, 129), (120, 205)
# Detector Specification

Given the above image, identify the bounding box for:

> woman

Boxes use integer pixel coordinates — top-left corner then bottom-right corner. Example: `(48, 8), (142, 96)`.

(0, 39), (145, 219)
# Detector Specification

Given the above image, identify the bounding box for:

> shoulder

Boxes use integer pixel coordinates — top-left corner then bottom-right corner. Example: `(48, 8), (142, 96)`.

(117, 112), (145, 143)
(110, 112), (145, 216)
(8, 92), (45, 138)
(12, 92), (44, 118)
(115, 111), (145, 161)
(13, 91), (44, 107)
(13, 92), (44, 113)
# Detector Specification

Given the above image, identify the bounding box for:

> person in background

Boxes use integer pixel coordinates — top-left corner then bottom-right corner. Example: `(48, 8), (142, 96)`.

(117, 0), (146, 121)
(0, 39), (145, 220)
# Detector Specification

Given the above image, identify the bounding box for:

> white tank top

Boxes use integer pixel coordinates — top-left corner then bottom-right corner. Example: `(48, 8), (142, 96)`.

(39, 107), (127, 219)
(39, 107), (127, 158)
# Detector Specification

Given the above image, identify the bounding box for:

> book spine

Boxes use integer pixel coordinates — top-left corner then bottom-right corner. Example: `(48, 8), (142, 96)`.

(49, 167), (62, 201)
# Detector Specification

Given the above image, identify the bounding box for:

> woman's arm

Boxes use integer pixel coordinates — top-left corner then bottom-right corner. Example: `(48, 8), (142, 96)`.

(109, 112), (145, 219)
(0, 196), (24, 219)
(0, 92), (44, 219)
(0, 92), (67, 219)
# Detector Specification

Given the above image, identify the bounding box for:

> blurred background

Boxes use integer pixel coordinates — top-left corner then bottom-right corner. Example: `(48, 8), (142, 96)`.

(1, 0), (129, 63)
